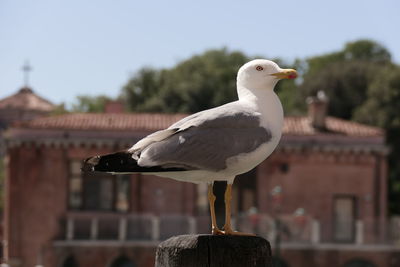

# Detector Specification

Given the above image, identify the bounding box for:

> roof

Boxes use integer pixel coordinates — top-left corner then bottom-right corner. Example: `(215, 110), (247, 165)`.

(283, 116), (383, 137)
(15, 112), (383, 137)
(0, 87), (55, 112)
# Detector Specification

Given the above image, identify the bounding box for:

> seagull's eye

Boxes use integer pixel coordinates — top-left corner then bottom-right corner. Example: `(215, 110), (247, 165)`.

(256, 66), (264, 71)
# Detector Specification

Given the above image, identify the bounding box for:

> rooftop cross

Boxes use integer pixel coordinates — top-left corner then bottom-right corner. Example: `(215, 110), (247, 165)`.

(22, 60), (32, 87)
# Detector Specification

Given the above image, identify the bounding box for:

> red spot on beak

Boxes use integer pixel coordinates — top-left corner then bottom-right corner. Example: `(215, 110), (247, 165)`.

(288, 73), (297, 79)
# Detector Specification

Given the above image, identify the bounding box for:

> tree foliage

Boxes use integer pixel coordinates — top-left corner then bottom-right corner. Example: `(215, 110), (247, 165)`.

(71, 95), (112, 113)
(51, 103), (69, 115)
(300, 39), (392, 120)
(122, 48), (300, 114)
(305, 39), (391, 77)
(354, 65), (400, 128)
(123, 48), (250, 113)
(300, 61), (383, 119)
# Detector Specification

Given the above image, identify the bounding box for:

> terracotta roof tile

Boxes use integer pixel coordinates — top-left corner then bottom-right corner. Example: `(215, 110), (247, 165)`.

(19, 113), (187, 131)
(283, 116), (384, 137)
(17, 113), (384, 137)
(0, 87), (55, 111)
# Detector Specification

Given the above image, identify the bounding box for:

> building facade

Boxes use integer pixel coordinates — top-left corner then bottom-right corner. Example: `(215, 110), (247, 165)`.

(3, 99), (399, 267)
(0, 86), (55, 262)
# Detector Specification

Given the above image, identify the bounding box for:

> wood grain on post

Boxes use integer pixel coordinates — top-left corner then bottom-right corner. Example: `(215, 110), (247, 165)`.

(155, 234), (272, 267)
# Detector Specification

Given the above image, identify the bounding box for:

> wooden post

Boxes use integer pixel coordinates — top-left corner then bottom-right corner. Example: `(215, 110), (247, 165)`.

(155, 235), (272, 267)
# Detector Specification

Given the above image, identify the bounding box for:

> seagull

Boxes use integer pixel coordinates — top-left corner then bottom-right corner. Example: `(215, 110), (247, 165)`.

(83, 59), (297, 235)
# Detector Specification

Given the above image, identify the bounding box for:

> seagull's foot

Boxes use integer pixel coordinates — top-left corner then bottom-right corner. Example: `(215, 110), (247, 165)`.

(222, 227), (256, 236)
(212, 227), (225, 235)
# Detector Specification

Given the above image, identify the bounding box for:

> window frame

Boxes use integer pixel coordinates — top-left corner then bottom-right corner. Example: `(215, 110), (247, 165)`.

(67, 159), (131, 213)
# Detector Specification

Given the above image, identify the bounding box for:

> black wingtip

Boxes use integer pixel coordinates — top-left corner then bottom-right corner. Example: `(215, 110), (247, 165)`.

(82, 155), (101, 172)
(82, 151), (135, 173)
(81, 151), (189, 174)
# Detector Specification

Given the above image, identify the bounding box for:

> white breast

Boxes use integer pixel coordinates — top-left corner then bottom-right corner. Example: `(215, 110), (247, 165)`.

(223, 90), (284, 177)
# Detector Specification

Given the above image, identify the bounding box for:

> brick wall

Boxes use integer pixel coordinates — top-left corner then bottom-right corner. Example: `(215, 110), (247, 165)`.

(257, 150), (383, 242)
(7, 146), (67, 267)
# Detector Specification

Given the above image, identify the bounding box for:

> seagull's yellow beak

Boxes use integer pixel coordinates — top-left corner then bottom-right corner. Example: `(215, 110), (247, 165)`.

(271, 69), (297, 79)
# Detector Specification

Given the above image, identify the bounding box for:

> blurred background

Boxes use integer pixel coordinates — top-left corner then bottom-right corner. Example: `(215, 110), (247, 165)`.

(1, 1), (400, 266)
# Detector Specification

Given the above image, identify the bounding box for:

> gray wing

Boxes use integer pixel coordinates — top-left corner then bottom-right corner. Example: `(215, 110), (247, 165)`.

(136, 102), (272, 171)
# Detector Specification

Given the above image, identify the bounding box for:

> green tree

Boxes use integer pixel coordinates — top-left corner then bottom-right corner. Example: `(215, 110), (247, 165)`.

(51, 103), (69, 115)
(300, 61), (382, 119)
(123, 48), (298, 114)
(344, 39), (391, 62)
(305, 39), (391, 77)
(123, 48), (251, 113)
(300, 39), (392, 120)
(123, 67), (164, 112)
(71, 95), (113, 113)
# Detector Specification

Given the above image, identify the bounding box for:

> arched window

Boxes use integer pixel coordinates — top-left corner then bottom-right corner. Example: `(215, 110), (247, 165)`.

(110, 256), (135, 267)
(343, 259), (377, 267)
(62, 255), (79, 267)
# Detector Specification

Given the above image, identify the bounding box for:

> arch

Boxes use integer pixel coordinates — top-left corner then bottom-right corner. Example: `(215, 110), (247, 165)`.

(62, 255), (79, 267)
(343, 258), (377, 267)
(110, 256), (135, 267)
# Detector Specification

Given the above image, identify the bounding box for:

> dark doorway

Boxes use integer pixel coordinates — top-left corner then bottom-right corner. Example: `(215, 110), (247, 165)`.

(110, 256), (135, 267)
(62, 256), (79, 267)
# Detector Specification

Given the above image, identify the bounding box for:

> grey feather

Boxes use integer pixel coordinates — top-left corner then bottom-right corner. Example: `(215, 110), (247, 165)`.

(137, 101), (272, 171)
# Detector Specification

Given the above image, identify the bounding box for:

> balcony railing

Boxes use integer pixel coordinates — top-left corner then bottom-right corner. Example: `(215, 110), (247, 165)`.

(57, 212), (400, 246)
(60, 213), (200, 242)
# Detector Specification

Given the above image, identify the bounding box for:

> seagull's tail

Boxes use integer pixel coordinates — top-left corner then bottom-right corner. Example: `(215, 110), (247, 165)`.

(82, 151), (139, 173)
(82, 151), (186, 174)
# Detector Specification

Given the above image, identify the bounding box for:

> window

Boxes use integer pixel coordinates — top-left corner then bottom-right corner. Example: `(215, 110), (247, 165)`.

(68, 160), (130, 212)
(69, 161), (83, 209)
(83, 173), (114, 210)
(115, 175), (130, 211)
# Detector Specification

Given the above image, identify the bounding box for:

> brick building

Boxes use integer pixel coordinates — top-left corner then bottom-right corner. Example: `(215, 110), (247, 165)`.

(3, 98), (399, 267)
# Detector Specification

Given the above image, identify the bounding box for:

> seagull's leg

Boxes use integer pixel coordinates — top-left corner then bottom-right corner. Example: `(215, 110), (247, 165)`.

(208, 183), (224, 235)
(223, 183), (255, 236)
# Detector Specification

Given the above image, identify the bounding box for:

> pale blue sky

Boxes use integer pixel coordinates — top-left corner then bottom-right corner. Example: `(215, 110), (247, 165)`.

(1, 0), (399, 105)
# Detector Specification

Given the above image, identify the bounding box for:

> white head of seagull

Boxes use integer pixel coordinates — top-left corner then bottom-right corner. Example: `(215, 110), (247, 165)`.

(236, 59), (297, 99)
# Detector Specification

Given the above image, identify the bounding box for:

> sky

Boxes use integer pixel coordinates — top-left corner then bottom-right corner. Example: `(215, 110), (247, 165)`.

(0, 0), (399, 106)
